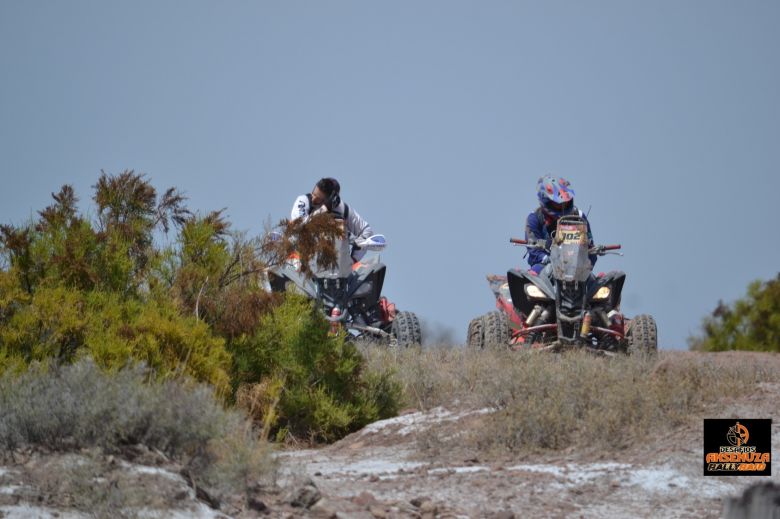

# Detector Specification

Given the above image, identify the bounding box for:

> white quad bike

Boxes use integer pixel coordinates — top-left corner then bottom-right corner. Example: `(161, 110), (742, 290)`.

(267, 234), (422, 347)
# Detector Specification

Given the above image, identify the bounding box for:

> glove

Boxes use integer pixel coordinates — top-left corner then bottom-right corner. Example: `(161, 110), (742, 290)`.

(311, 205), (328, 216)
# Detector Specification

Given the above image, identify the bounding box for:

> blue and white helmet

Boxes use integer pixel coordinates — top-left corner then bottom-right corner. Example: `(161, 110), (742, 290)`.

(537, 175), (576, 218)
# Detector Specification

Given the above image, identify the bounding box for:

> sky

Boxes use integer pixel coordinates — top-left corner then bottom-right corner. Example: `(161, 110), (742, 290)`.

(1, 1), (778, 348)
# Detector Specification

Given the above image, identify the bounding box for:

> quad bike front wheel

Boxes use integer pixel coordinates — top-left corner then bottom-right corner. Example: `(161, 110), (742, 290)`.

(483, 311), (511, 350)
(467, 316), (485, 349)
(391, 311), (422, 347)
(627, 314), (658, 355)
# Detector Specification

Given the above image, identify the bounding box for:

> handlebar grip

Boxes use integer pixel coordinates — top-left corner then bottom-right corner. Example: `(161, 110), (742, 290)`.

(602, 244), (621, 251)
(509, 238), (528, 245)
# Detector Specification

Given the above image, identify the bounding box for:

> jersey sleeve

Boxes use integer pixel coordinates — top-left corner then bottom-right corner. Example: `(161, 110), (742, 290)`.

(291, 195), (309, 221)
(346, 206), (373, 239)
(524, 212), (549, 268)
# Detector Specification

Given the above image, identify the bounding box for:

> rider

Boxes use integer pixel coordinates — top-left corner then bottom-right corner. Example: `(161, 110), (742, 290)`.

(291, 177), (373, 261)
(525, 175), (596, 275)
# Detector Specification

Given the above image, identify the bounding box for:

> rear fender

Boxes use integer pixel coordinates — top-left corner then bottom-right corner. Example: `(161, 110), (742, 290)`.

(496, 296), (524, 331)
(487, 274), (508, 299)
(487, 275), (524, 331)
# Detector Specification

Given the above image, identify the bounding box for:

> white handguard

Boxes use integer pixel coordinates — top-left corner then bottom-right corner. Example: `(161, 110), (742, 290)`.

(354, 234), (386, 251)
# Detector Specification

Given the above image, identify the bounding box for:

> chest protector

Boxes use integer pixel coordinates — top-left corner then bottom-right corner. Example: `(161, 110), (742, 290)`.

(534, 206), (581, 238)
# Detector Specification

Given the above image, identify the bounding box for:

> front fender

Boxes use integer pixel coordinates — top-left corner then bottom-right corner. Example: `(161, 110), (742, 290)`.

(587, 270), (626, 309)
(507, 268), (554, 316)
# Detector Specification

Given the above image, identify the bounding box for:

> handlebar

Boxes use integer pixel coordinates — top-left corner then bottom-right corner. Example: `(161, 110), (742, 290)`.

(510, 237), (621, 255)
(590, 244), (622, 256)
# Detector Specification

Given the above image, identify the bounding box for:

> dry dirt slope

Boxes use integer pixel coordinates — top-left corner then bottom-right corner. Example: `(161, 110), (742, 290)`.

(278, 351), (780, 518)
(0, 351), (778, 518)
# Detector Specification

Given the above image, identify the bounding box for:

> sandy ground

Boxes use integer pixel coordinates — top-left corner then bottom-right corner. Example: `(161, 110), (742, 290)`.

(276, 351), (780, 518)
(1, 351), (778, 518)
(277, 398), (779, 518)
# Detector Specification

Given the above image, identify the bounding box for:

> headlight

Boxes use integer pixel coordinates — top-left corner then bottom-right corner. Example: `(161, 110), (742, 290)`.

(593, 286), (611, 300)
(524, 284), (548, 299)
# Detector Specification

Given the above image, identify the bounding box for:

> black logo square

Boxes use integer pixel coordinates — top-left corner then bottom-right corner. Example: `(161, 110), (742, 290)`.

(704, 419), (771, 476)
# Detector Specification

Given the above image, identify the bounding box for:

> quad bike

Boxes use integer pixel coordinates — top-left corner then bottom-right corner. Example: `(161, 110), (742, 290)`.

(467, 215), (657, 355)
(267, 234), (422, 347)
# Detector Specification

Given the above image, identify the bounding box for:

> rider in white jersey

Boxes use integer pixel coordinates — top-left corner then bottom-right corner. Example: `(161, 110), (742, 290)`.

(291, 178), (373, 261)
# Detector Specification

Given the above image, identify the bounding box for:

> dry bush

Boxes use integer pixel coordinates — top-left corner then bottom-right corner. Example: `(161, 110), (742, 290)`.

(360, 345), (518, 410)
(0, 358), (274, 497)
(29, 453), (141, 519)
(360, 346), (779, 455)
(235, 377), (285, 441)
(260, 213), (343, 277)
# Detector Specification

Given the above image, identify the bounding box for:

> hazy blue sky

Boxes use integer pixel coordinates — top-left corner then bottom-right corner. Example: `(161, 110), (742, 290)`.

(2, 1), (778, 348)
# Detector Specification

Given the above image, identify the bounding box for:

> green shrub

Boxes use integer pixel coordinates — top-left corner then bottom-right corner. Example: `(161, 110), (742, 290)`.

(0, 280), (231, 394)
(690, 274), (780, 352)
(231, 294), (401, 442)
(0, 174), (234, 391)
(1, 171), (403, 445)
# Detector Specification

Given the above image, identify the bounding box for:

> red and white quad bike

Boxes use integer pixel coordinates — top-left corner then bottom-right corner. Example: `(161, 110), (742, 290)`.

(467, 215), (657, 355)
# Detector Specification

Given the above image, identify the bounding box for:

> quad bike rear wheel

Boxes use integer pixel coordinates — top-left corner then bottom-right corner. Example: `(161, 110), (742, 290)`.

(391, 311), (422, 347)
(627, 314), (658, 355)
(483, 311), (510, 350)
(467, 316), (485, 349)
